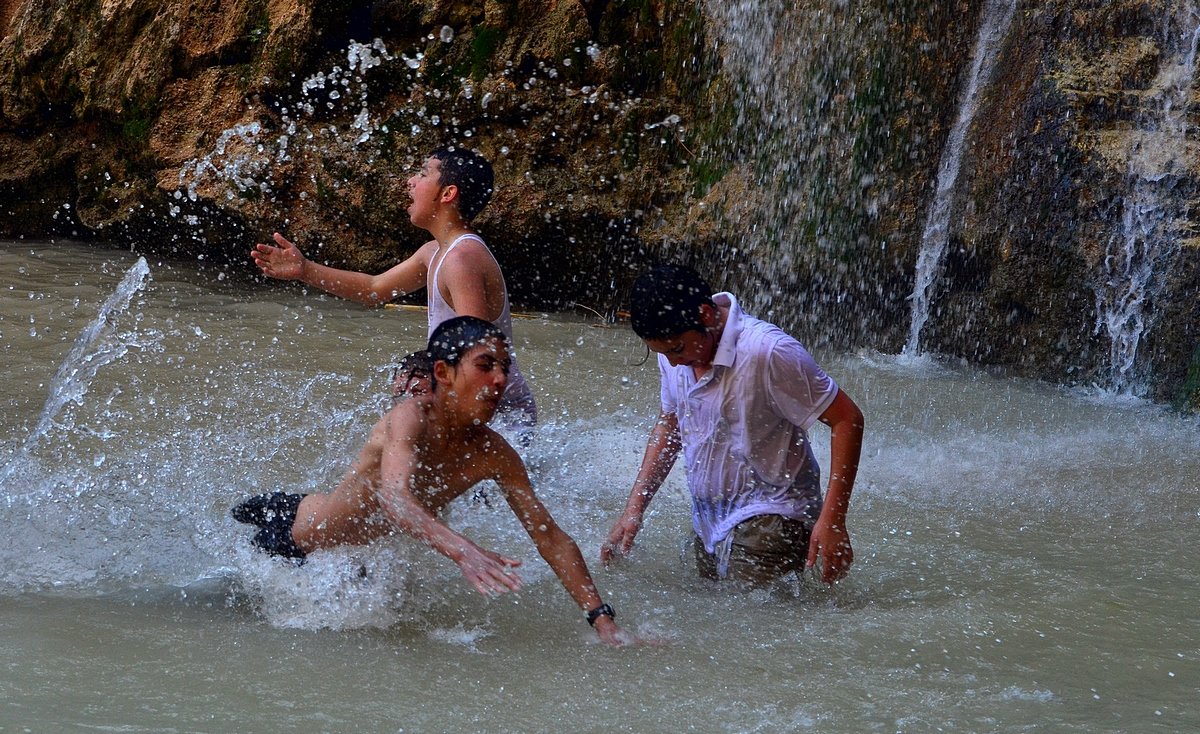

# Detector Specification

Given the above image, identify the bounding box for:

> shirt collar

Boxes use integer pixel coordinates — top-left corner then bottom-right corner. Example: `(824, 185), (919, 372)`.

(711, 292), (742, 369)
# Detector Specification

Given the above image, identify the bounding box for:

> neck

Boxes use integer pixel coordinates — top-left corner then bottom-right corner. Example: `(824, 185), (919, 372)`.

(692, 304), (730, 379)
(428, 215), (473, 247)
(432, 390), (490, 437)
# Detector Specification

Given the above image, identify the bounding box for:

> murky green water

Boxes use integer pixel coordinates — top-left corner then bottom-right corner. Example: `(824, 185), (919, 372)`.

(1, 242), (1197, 733)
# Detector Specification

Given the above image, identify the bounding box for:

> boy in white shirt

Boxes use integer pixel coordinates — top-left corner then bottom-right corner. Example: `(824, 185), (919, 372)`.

(601, 264), (865, 586)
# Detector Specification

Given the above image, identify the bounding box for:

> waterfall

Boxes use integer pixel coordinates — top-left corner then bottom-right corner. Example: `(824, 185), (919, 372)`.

(0, 257), (151, 490)
(1095, 3), (1200, 395)
(903, 0), (1018, 357)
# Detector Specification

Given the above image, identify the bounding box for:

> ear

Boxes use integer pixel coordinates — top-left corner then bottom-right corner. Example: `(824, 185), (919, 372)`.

(439, 184), (459, 204)
(698, 302), (719, 328)
(433, 359), (454, 386)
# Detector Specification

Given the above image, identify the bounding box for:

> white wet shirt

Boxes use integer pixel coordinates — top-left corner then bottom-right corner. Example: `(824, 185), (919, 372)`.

(658, 292), (839, 557)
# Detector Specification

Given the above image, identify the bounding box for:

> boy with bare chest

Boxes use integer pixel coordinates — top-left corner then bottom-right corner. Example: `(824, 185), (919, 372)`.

(233, 316), (625, 644)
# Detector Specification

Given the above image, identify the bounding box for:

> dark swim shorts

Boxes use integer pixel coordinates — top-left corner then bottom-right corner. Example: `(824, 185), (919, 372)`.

(231, 492), (308, 561)
(693, 514), (813, 587)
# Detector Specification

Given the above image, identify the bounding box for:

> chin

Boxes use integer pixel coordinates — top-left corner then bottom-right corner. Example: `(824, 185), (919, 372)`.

(474, 403), (500, 424)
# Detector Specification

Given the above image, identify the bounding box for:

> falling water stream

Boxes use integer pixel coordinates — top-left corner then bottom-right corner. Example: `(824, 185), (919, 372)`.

(2, 241), (1198, 732)
(1095, 2), (1200, 395)
(904, 0), (1018, 357)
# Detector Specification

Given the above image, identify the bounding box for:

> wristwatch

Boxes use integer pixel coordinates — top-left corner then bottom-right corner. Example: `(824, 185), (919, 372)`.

(586, 603), (615, 627)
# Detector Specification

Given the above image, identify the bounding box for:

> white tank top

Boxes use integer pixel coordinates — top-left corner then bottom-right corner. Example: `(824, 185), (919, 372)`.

(427, 234), (536, 425)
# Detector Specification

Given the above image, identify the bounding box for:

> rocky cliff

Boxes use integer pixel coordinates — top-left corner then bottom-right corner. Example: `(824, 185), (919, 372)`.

(1, 0), (1197, 407)
(0, 0), (706, 308)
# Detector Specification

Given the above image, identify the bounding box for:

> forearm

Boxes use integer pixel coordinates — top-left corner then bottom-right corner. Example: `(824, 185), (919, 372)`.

(821, 417), (863, 528)
(540, 529), (605, 611)
(383, 495), (477, 563)
(624, 416), (680, 515)
(301, 260), (397, 305)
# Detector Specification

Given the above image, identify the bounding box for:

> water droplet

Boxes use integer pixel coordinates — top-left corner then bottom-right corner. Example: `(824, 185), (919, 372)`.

(439, 26), (454, 43)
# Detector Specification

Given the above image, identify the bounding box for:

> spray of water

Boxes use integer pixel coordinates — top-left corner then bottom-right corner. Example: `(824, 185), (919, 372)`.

(0, 257), (151, 491)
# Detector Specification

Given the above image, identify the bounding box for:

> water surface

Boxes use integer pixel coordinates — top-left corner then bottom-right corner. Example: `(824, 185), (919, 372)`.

(1, 242), (1197, 733)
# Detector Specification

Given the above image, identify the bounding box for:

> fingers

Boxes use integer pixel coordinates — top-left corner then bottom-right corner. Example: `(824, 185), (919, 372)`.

(251, 244), (275, 265)
(486, 551), (522, 569)
(600, 527), (635, 564)
(466, 558), (523, 597)
(273, 231), (294, 248)
(600, 518), (638, 563)
(811, 544), (853, 584)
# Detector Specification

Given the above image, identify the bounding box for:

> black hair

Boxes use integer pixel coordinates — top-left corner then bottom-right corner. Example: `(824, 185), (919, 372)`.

(428, 315), (508, 373)
(430, 146), (495, 221)
(629, 264), (716, 340)
(395, 349), (433, 379)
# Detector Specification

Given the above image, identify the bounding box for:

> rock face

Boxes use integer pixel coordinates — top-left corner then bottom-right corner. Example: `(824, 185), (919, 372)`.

(0, 0), (1197, 407)
(0, 0), (704, 310)
(934, 0), (1200, 406)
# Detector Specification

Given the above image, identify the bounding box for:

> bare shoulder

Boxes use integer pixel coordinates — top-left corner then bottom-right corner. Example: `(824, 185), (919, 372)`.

(468, 426), (525, 479)
(414, 239), (441, 266)
(443, 236), (499, 276)
(381, 396), (435, 443)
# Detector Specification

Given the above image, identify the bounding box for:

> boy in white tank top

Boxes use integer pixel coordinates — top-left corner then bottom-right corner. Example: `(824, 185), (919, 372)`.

(250, 147), (536, 428)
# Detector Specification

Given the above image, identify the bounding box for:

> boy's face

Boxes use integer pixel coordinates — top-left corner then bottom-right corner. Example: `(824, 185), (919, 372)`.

(643, 329), (716, 369)
(437, 337), (511, 423)
(406, 157), (448, 228)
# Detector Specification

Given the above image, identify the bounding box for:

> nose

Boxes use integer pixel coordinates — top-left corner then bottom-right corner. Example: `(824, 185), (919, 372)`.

(492, 365), (509, 390)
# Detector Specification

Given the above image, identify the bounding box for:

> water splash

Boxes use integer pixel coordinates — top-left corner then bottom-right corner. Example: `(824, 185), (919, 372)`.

(1094, 2), (1200, 394)
(904, 0), (1018, 356)
(0, 257), (151, 491)
(173, 35), (641, 228)
(177, 40), (396, 204)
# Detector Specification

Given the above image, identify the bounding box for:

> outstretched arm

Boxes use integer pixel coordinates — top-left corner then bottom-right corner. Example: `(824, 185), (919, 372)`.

(251, 232), (431, 306)
(809, 389), (864, 583)
(496, 448), (627, 645)
(601, 412), (681, 563)
(374, 415), (524, 596)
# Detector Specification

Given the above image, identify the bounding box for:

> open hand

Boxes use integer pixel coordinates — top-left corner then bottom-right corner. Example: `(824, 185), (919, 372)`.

(806, 520), (853, 583)
(456, 544), (524, 597)
(252, 232), (307, 280)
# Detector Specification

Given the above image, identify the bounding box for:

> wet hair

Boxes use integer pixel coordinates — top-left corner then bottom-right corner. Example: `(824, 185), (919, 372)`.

(629, 263), (716, 340)
(427, 316), (508, 391)
(393, 349), (433, 383)
(430, 146), (495, 221)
